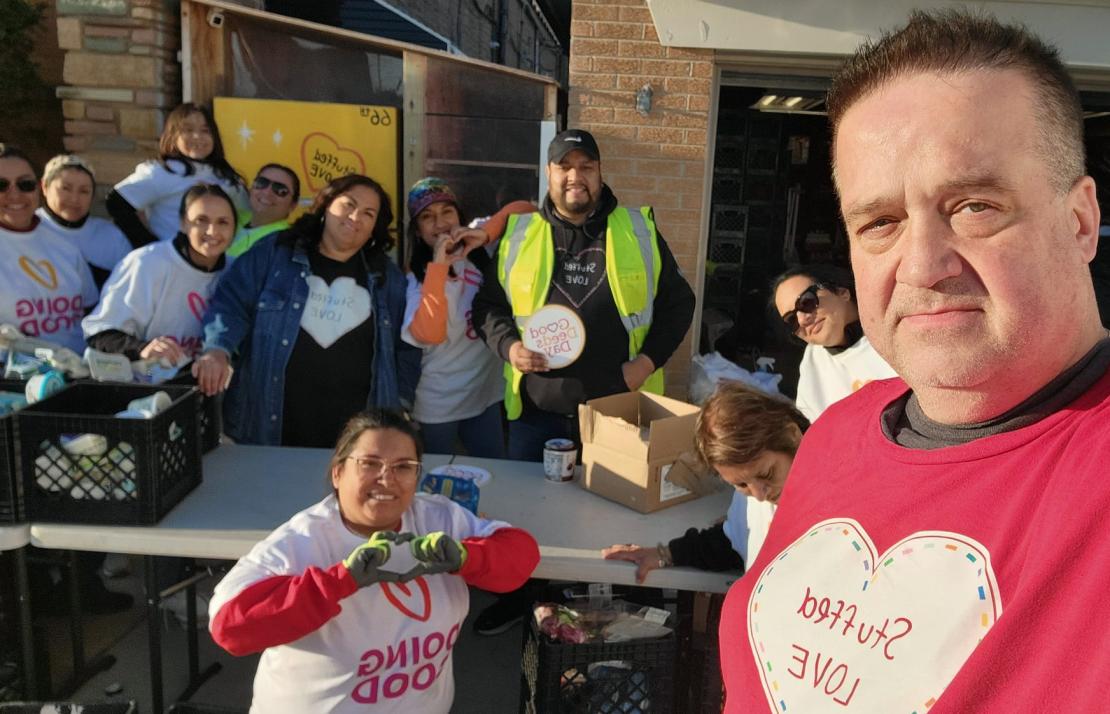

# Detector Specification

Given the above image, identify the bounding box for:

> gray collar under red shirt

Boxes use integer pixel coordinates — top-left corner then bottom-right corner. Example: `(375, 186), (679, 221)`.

(882, 337), (1110, 449)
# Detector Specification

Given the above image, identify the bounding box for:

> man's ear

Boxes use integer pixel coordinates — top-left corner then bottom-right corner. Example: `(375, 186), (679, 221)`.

(1069, 175), (1101, 263)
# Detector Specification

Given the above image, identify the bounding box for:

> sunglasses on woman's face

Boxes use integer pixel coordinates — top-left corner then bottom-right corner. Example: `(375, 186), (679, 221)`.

(0, 178), (37, 194)
(781, 283), (825, 334)
(252, 176), (291, 198)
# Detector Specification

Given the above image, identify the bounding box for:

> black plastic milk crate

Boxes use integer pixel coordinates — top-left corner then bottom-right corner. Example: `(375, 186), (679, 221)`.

(521, 618), (675, 714)
(79, 374), (223, 454)
(16, 383), (203, 525)
(0, 378), (36, 523)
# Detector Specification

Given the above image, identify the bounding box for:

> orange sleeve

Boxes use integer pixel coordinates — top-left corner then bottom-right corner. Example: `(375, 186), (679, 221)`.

(408, 262), (450, 345)
(480, 200), (539, 243)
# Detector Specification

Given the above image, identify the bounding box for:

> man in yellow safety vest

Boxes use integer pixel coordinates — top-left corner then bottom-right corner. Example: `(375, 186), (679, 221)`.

(472, 129), (695, 461)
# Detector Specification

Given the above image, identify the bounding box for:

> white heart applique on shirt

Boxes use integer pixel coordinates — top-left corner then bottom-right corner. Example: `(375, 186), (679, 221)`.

(747, 518), (1001, 713)
(300, 274), (372, 348)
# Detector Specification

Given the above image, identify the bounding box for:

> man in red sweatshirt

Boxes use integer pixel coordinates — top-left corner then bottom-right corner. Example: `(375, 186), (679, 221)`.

(720, 9), (1110, 713)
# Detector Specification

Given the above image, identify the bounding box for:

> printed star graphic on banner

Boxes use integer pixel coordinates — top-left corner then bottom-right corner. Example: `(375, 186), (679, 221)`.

(237, 120), (255, 149)
(272, 129), (283, 147)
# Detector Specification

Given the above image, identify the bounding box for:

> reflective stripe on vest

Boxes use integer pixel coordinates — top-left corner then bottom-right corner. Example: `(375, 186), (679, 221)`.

(498, 207), (663, 419)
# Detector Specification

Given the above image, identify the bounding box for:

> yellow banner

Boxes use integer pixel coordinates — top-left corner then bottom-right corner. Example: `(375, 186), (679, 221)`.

(213, 97), (400, 227)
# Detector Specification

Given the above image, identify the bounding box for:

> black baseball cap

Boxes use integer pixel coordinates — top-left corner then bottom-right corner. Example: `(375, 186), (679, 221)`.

(547, 129), (601, 164)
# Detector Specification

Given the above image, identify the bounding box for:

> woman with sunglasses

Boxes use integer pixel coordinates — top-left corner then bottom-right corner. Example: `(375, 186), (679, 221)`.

(209, 409), (539, 713)
(0, 144), (98, 353)
(226, 164), (300, 260)
(771, 264), (896, 422)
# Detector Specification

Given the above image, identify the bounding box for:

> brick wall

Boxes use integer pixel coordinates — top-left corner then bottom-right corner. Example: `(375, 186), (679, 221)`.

(568, 0), (714, 399)
(55, 0), (181, 199)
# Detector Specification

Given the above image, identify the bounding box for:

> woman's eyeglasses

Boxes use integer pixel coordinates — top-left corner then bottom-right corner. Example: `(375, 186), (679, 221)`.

(781, 283), (825, 334)
(0, 178), (37, 194)
(346, 455), (422, 482)
(252, 176), (291, 198)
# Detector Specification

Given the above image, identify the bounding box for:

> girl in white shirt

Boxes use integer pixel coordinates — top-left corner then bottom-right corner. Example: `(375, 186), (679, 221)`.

(0, 144), (98, 353)
(108, 102), (246, 247)
(36, 154), (131, 288)
(84, 183), (236, 363)
(401, 178), (507, 457)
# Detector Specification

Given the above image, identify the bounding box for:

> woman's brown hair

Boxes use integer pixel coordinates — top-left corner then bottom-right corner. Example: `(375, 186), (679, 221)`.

(695, 383), (809, 469)
(328, 409), (424, 482)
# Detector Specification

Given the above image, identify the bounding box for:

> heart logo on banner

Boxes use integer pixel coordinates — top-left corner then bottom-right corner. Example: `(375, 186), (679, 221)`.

(300, 275), (371, 348)
(747, 519), (1001, 713)
(381, 577), (432, 622)
(300, 132), (366, 193)
(19, 256), (58, 290)
(187, 292), (207, 322)
(553, 247), (607, 308)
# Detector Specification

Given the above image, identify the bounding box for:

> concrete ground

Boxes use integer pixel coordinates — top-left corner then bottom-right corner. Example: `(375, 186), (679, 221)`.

(38, 564), (524, 713)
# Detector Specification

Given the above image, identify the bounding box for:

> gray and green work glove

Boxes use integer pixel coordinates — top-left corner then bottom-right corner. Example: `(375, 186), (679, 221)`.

(410, 532), (468, 575)
(344, 531), (414, 587)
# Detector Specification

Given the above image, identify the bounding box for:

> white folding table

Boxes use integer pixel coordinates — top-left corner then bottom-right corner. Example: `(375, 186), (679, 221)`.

(30, 444), (738, 711)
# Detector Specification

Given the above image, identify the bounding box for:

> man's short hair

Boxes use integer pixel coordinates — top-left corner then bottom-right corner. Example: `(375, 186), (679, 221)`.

(827, 9), (1085, 193)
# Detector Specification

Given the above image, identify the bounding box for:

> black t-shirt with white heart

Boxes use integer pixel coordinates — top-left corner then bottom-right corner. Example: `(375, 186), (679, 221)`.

(282, 249), (375, 447)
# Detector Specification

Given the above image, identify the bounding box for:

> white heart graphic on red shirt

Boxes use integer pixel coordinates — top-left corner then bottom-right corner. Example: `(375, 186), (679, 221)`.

(553, 247), (607, 308)
(381, 577), (432, 622)
(187, 292), (207, 322)
(747, 518), (1000, 712)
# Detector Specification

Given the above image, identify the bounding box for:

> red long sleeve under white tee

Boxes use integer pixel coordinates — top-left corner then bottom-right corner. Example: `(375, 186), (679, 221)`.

(209, 492), (539, 713)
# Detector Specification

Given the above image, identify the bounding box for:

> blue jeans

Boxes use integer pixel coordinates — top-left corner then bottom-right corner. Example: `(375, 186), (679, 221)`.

(420, 402), (506, 458)
(507, 404), (579, 462)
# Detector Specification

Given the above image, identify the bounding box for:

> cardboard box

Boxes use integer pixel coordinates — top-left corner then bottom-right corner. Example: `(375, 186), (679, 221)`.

(578, 391), (708, 513)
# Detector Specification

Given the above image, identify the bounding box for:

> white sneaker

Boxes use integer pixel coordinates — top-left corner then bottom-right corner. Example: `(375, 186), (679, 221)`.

(160, 589), (210, 629)
(100, 552), (131, 578)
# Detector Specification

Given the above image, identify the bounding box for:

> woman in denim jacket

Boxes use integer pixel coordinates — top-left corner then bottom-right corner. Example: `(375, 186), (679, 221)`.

(193, 174), (420, 446)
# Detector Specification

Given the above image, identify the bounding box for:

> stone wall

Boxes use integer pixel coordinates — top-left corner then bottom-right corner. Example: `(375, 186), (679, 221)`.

(568, 0), (715, 397)
(54, 0), (181, 193)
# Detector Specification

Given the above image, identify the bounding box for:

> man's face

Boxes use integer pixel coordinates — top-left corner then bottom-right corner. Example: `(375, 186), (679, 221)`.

(835, 69), (1099, 408)
(546, 149), (602, 220)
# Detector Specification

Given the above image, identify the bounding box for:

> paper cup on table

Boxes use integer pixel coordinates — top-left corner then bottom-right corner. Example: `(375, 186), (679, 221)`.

(522, 305), (586, 369)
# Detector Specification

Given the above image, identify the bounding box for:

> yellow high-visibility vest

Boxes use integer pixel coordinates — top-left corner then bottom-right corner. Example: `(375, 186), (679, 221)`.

(497, 207), (663, 419)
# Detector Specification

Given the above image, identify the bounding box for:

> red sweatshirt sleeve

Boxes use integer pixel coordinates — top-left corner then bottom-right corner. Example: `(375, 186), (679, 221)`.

(458, 526), (540, 592)
(210, 562), (358, 656)
(408, 262), (449, 345)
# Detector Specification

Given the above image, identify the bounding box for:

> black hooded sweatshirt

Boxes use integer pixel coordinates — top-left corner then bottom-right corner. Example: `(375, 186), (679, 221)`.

(471, 185), (695, 416)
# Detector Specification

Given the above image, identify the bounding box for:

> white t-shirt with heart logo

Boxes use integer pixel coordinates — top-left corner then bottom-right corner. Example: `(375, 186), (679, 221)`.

(402, 264), (504, 424)
(114, 159), (248, 242)
(0, 222), (99, 352)
(82, 241), (224, 358)
(209, 493), (511, 714)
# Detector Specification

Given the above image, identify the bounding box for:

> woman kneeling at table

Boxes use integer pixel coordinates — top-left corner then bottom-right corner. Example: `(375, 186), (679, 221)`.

(603, 383), (808, 582)
(208, 409), (540, 713)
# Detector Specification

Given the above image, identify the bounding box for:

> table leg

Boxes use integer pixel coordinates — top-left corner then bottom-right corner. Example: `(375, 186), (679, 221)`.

(51, 550), (116, 697)
(145, 554), (163, 714)
(174, 558), (221, 702)
(13, 547), (38, 699)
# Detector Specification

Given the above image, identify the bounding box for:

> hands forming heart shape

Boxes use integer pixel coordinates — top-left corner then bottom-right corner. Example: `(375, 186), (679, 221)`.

(347, 531), (464, 586)
(433, 228), (488, 265)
